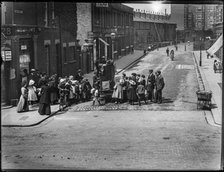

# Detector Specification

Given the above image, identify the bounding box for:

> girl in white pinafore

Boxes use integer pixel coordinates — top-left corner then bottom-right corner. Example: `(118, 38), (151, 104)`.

(28, 79), (38, 105)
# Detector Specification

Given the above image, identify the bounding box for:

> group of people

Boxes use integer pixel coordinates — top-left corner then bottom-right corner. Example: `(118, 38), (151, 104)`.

(16, 66), (165, 114)
(17, 68), (92, 115)
(111, 69), (165, 106)
(166, 47), (175, 60)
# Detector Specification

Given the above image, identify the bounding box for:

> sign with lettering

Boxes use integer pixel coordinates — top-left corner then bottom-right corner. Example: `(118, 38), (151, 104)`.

(14, 10), (23, 14)
(21, 45), (27, 50)
(1, 27), (13, 36)
(96, 3), (108, 7)
(1, 50), (12, 61)
(1, 26), (38, 36)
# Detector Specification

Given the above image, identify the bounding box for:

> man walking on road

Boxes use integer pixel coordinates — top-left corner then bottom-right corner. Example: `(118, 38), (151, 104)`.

(146, 69), (155, 102)
(155, 70), (165, 104)
(166, 47), (169, 56)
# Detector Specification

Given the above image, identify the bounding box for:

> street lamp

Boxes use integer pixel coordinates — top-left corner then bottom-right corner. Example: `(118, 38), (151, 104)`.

(199, 37), (202, 66)
(111, 32), (116, 60)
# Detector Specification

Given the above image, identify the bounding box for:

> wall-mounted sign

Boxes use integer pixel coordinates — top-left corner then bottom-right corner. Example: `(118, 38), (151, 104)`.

(21, 45), (27, 50)
(96, 3), (108, 7)
(19, 54), (30, 63)
(1, 50), (12, 61)
(1, 26), (38, 36)
(14, 10), (24, 14)
(1, 27), (12, 36)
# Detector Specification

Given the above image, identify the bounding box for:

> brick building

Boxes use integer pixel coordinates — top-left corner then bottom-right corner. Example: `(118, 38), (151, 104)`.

(133, 10), (177, 50)
(1, 2), (78, 105)
(76, 3), (134, 71)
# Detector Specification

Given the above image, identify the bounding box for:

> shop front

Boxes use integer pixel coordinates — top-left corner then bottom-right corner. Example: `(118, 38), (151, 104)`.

(1, 25), (38, 105)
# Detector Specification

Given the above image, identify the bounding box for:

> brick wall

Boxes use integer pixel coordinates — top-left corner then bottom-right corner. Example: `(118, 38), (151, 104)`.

(76, 3), (92, 46)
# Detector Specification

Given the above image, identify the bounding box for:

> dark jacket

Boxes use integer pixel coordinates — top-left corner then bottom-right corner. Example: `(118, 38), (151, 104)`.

(146, 73), (155, 90)
(155, 75), (165, 90)
(75, 73), (83, 82)
(39, 85), (51, 104)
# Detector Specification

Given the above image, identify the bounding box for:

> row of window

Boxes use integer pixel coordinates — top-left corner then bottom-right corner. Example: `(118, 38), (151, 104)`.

(93, 6), (133, 28)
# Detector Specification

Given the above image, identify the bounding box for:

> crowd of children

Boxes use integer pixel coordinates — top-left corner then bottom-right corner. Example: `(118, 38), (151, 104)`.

(17, 67), (165, 114)
(17, 69), (92, 114)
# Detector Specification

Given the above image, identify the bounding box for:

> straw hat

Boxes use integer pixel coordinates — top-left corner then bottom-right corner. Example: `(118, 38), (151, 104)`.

(60, 78), (66, 83)
(129, 80), (136, 85)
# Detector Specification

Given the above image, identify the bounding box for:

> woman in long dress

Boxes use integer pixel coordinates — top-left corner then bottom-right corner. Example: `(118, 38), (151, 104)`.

(112, 78), (123, 104)
(17, 81), (29, 113)
(127, 78), (137, 105)
(38, 79), (52, 115)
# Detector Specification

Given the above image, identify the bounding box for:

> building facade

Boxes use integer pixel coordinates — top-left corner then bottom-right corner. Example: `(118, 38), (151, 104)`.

(92, 3), (134, 61)
(213, 4), (223, 60)
(1, 2), (79, 105)
(76, 3), (134, 69)
(133, 10), (177, 50)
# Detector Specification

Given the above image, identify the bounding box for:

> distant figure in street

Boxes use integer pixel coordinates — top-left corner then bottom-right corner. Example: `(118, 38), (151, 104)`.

(17, 81), (29, 113)
(95, 59), (100, 77)
(75, 69), (83, 82)
(175, 45), (178, 51)
(170, 49), (174, 61)
(166, 47), (169, 56)
(154, 71), (165, 104)
(146, 69), (155, 102)
(131, 46), (134, 54)
(207, 52), (210, 59)
(38, 79), (52, 115)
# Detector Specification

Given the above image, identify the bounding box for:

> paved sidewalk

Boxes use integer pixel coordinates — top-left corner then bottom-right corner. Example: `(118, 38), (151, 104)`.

(193, 50), (222, 125)
(1, 104), (60, 127)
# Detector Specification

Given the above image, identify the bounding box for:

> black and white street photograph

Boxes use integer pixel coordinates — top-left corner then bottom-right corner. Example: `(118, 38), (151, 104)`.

(1, 1), (223, 170)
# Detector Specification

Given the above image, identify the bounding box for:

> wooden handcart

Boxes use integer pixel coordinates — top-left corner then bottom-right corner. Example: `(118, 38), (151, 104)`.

(196, 90), (212, 109)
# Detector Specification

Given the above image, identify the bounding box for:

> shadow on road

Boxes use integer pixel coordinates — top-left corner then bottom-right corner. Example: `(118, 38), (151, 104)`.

(162, 98), (173, 103)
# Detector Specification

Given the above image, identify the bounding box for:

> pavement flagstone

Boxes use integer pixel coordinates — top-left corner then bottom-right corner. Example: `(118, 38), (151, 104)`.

(193, 50), (222, 125)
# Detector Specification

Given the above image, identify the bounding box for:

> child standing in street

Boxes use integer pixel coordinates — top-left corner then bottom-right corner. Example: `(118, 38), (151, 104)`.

(91, 85), (101, 106)
(28, 79), (38, 106)
(136, 80), (147, 106)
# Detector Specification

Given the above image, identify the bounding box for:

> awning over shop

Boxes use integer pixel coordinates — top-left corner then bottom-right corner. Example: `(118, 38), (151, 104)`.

(207, 34), (223, 56)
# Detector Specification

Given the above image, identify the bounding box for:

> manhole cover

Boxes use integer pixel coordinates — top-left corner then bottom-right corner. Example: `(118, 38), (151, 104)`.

(19, 116), (29, 121)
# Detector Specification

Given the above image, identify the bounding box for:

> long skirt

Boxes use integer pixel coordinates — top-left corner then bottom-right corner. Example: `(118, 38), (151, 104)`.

(17, 96), (29, 112)
(50, 92), (58, 103)
(127, 87), (137, 101)
(38, 103), (51, 115)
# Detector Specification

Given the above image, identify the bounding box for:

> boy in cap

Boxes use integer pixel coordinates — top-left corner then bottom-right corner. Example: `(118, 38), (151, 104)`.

(136, 80), (147, 106)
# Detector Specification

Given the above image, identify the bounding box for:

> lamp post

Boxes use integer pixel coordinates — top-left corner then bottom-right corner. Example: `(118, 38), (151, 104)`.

(111, 32), (116, 60)
(199, 37), (202, 66)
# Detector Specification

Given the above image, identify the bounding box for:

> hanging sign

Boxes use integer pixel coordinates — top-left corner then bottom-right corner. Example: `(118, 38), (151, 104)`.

(1, 50), (12, 61)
